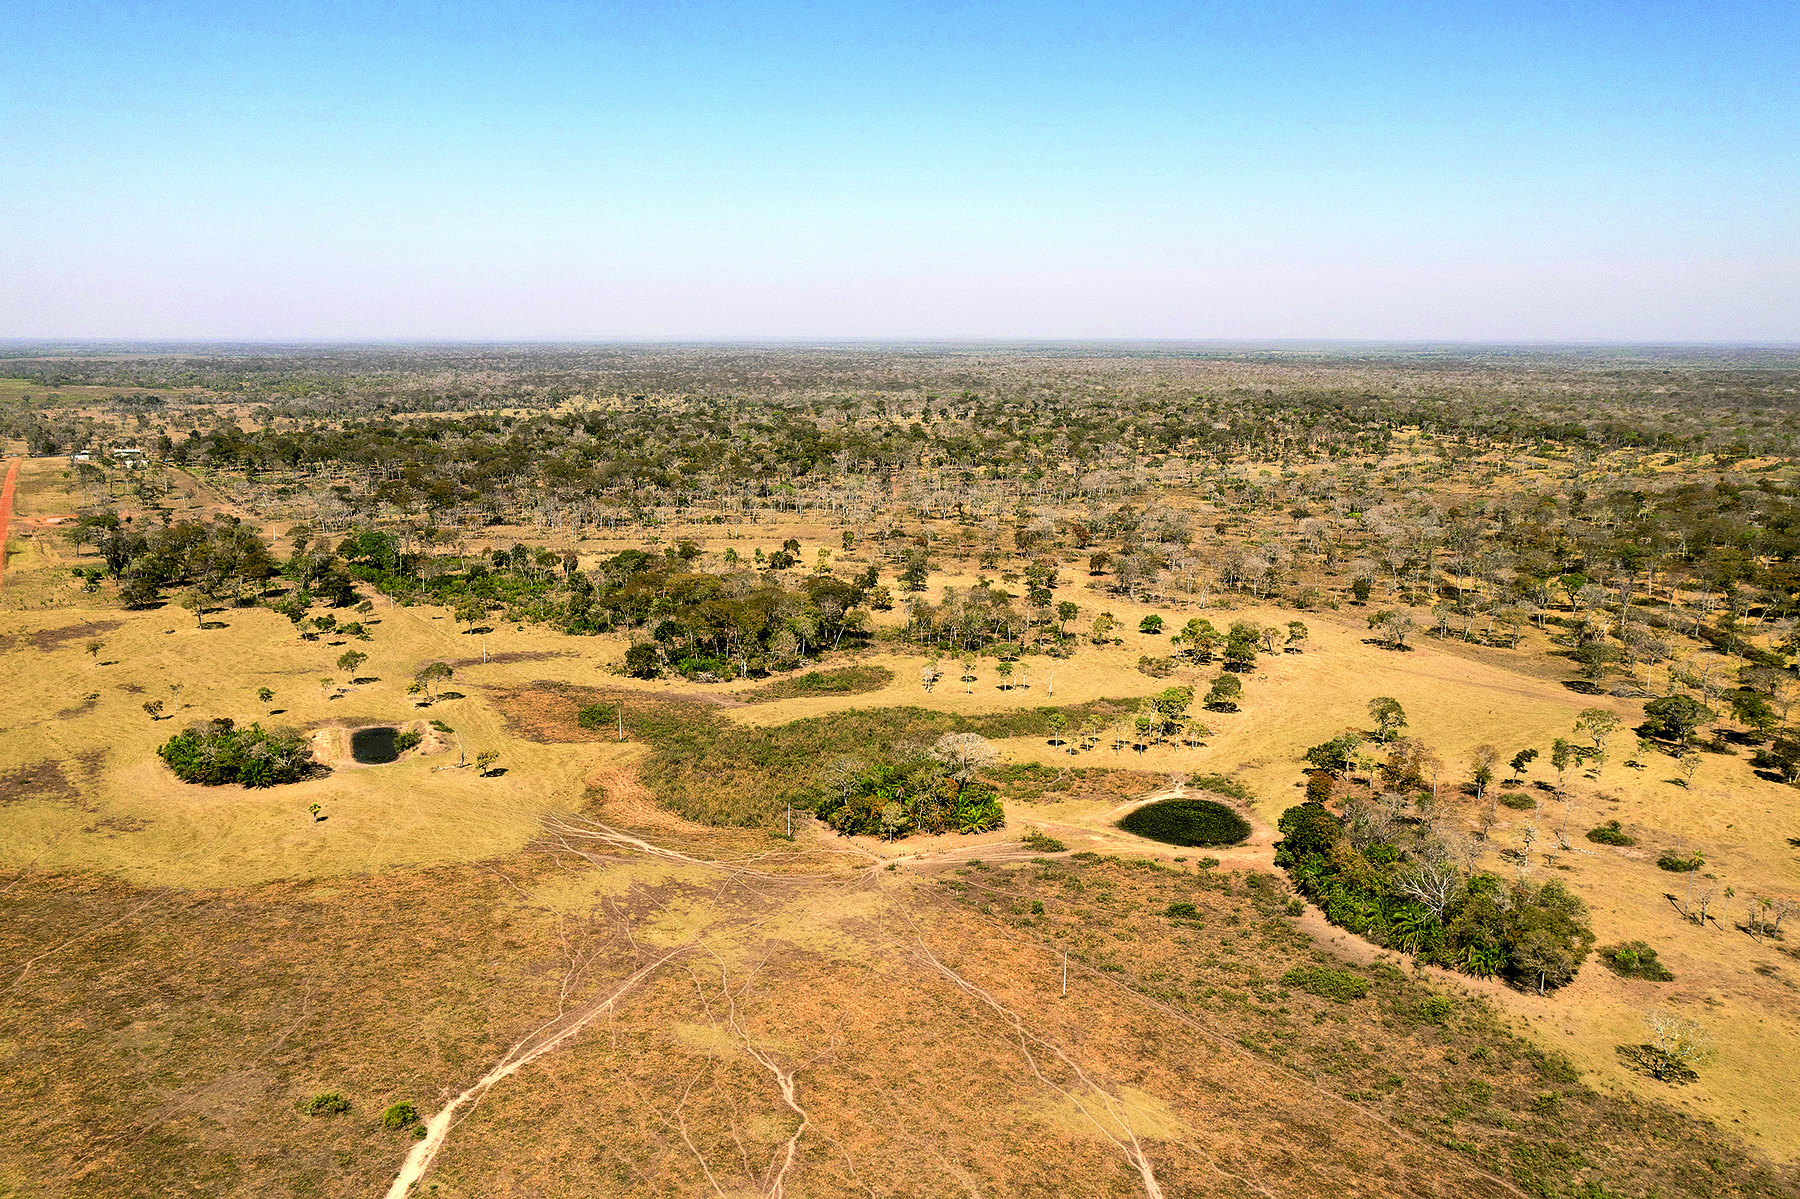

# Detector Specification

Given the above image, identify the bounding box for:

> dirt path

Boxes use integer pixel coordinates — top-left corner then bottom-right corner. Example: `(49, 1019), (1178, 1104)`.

(0, 458), (18, 589)
(383, 945), (692, 1199)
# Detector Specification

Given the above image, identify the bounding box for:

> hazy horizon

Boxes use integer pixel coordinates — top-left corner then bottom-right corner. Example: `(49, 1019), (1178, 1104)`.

(5, 1), (1795, 342)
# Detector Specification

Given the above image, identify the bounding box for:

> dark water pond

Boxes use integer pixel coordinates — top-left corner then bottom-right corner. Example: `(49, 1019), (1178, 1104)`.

(350, 726), (399, 764)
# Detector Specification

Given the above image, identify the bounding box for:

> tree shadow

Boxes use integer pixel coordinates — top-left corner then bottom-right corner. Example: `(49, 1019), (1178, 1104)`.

(351, 676), (381, 685)
(1560, 680), (1602, 694)
(438, 691), (465, 701)
(480, 767), (508, 777)
(199, 621), (229, 630)
(1358, 638), (1414, 652)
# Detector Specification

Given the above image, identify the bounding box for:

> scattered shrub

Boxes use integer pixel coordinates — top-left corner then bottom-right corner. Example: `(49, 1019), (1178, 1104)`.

(1421, 995), (1455, 1024)
(393, 728), (423, 753)
(1282, 965), (1370, 1002)
(429, 719), (453, 733)
(1499, 793), (1536, 810)
(1657, 850), (1704, 872)
(1118, 798), (1250, 847)
(744, 665), (894, 702)
(382, 1101), (419, 1129)
(305, 1092), (351, 1116)
(1022, 830), (1066, 853)
(1600, 941), (1674, 981)
(577, 702), (618, 730)
(1164, 902), (1201, 920)
(1586, 821), (1636, 846)
(1192, 773), (1255, 801)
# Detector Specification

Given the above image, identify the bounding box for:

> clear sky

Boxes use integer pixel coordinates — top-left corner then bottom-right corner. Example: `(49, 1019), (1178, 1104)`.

(2, 1), (1795, 341)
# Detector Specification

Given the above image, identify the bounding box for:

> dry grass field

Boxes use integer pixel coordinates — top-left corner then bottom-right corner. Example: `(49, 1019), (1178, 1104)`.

(2, 434), (1799, 1198)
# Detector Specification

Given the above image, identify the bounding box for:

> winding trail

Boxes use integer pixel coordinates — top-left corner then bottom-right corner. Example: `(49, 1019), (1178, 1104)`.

(383, 945), (692, 1199)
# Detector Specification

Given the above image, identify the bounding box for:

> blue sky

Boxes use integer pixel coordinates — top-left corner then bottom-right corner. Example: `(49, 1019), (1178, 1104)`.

(2, 1), (1795, 340)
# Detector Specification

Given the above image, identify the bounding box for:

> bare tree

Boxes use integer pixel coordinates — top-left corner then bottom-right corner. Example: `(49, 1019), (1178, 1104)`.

(1397, 858), (1465, 922)
(1641, 1010), (1712, 1081)
(931, 733), (998, 792)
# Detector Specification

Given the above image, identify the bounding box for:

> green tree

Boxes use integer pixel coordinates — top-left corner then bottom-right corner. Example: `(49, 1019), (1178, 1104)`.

(1177, 617), (1218, 661)
(624, 643), (660, 678)
(1205, 673), (1243, 711)
(1575, 708), (1620, 752)
(1223, 622), (1260, 669)
(1509, 747), (1538, 781)
(257, 686), (275, 712)
(1642, 694), (1715, 743)
(1304, 732), (1363, 776)
(415, 661), (454, 700)
(1470, 743), (1499, 802)
(1285, 620), (1309, 650)
(337, 649), (368, 676)
(1727, 689), (1778, 740)
(180, 589), (207, 628)
(475, 749), (500, 775)
(1138, 614), (1164, 635)
(1367, 696), (1407, 742)
(454, 599), (486, 632)
(1550, 737), (1576, 797)
(995, 661), (1015, 689)
(1573, 642), (1623, 683)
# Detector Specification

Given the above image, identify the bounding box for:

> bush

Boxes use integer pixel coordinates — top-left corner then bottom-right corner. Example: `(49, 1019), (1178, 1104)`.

(1164, 902), (1201, 920)
(382, 1101), (420, 1129)
(1136, 655), (1176, 678)
(305, 1092), (351, 1116)
(1022, 830), (1066, 853)
(1499, 793), (1536, 810)
(393, 729), (423, 753)
(577, 703), (618, 730)
(1193, 773), (1254, 801)
(1586, 821), (1636, 846)
(158, 718), (312, 787)
(429, 719), (453, 733)
(1282, 965), (1370, 1002)
(1421, 995), (1455, 1024)
(1600, 941), (1674, 981)
(744, 665), (894, 702)
(1657, 850), (1704, 872)
(1117, 798), (1250, 847)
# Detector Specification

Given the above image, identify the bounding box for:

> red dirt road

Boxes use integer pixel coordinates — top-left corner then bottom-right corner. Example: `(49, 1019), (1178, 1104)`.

(0, 458), (16, 589)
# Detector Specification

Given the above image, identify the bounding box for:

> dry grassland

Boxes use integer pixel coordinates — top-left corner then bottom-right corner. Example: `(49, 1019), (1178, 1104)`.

(1, 452), (1798, 1196)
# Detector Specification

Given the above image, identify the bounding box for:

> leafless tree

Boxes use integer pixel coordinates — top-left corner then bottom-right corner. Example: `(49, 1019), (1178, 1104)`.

(1397, 859), (1465, 921)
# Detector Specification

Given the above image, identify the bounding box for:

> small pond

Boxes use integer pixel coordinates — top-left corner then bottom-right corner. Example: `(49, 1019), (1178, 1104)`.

(350, 726), (399, 764)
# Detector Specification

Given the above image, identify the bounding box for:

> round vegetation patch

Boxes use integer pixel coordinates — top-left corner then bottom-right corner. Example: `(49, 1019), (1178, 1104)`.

(1117, 798), (1249, 847)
